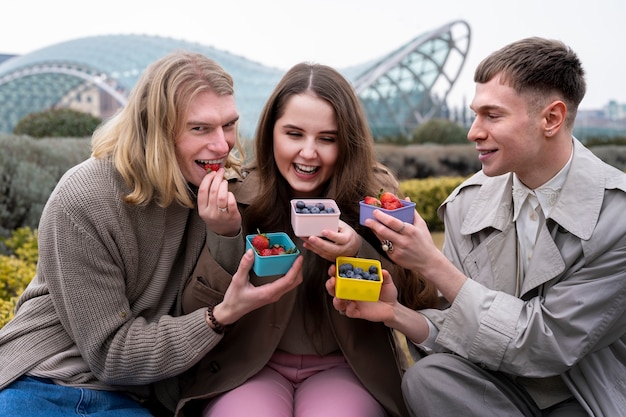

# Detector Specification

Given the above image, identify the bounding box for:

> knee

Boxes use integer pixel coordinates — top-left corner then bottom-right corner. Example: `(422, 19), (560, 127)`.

(402, 354), (459, 395)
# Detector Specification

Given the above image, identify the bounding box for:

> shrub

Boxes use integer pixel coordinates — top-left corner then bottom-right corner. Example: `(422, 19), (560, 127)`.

(587, 145), (626, 170)
(0, 227), (38, 328)
(400, 176), (466, 232)
(13, 108), (102, 138)
(0, 134), (91, 239)
(411, 118), (469, 145)
(375, 144), (481, 180)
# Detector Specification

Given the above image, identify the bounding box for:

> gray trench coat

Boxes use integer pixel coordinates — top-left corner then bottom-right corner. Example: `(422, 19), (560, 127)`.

(421, 139), (626, 416)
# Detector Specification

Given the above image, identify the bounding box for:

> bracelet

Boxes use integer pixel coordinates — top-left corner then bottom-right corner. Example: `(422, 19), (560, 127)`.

(206, 305), (228, 334)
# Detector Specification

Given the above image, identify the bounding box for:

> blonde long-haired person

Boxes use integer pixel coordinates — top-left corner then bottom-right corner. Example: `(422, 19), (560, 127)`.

(177, 63), (438, 417)
(0, 51), (302, 417)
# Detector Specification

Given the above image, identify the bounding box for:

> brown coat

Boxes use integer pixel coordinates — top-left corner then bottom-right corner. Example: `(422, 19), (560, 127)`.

(175, 165), (410, 417)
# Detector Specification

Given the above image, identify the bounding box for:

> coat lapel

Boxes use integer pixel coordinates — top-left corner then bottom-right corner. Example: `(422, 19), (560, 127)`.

(521, 224), (565, 295)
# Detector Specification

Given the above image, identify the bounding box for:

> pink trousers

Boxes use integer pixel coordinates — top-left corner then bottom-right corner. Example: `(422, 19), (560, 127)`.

(201, 350), (387, 417)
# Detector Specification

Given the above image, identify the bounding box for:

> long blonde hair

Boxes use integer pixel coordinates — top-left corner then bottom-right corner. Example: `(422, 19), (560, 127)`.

(92, 51), (244, 208)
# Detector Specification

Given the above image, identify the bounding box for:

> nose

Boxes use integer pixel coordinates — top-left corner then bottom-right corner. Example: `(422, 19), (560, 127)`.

(207, 128), (232, 154)
(467, 118), (484, 143)
(298, 137), (318, 159)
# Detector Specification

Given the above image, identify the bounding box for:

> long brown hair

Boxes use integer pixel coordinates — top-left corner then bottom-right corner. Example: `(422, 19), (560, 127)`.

(244, 63), (437, 344)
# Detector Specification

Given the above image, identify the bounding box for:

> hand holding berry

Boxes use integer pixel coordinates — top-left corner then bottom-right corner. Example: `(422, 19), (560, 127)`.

(325, 263), (399, 325)
(197, 168), (241, 236)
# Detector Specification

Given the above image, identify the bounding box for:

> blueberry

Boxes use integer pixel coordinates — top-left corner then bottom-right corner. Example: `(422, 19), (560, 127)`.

(315, 202), (326, 211)
(310, 206), (320, 214)
(368, 265), (379, 274)
(296, 200), (306, 209)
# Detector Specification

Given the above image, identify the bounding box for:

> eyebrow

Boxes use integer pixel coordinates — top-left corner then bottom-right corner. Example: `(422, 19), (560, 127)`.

(470, 104), (504, 113)
(281, 123), (338, 135)
(186, 115), (240, 127)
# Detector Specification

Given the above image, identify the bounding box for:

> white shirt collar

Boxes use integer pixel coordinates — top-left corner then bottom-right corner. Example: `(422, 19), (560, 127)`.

(512, 149), (573, 220)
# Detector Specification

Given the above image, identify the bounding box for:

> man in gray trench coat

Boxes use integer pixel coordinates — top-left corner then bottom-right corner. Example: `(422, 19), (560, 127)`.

(330, 37), (626, 416)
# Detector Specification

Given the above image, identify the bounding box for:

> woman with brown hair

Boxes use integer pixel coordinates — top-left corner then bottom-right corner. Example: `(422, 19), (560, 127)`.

(177, 62), (437, 417)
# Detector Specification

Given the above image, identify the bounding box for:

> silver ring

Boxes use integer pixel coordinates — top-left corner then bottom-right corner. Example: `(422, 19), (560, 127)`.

(381, 240), (393, 253)
(339, 311), (346, 316)
(396, 222), (406, 234)
(218, 207), (228, 212)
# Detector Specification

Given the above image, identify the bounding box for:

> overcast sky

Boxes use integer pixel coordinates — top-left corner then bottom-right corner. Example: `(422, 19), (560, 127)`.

(2, 0), (624, 110)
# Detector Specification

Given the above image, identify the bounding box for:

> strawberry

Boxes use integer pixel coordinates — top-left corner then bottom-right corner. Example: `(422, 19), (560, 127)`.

(202, 162), (221, 173)
(251, 230), (270, 252)
(270, 245), (285, 255)
(363, 195), (382, 207)
(260, 248), (274, 256)
(379, 191), (403, 210)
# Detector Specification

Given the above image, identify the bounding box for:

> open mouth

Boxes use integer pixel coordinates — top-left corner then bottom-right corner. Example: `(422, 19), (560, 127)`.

(294, 163), (319, 175)
(196, 159), (223, 173)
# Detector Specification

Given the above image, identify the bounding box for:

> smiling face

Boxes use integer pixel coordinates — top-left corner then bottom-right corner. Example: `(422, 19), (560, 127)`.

(175, 90), (239, 187)
(468, 73), (552, 188)
(272, 93), (339, 198)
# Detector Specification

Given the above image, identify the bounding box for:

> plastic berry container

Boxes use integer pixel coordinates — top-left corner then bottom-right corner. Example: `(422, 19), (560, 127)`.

(290, 199), (341, 237)
(335, 256), (383, 302)
(359, 199), (415, 226)
(245, 232), (300, 276)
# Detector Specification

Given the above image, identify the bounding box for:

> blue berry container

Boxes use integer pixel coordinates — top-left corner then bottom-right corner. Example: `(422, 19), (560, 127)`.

(335, 256), (383, 302)
(359, 199), (415, 226)
(290, 199), (341, 237)
(246, 232), (300, 276)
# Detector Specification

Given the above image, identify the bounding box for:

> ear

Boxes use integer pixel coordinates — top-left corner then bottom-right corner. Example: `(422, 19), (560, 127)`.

(543, 100), (566, 137)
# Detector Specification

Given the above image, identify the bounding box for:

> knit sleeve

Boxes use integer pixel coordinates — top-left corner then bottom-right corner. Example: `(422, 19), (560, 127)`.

(37, 159), (219, 386)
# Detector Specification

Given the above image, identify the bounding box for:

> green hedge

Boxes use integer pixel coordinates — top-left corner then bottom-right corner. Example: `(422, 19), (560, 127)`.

(0, 227), (38, 328)
(400, 176), (466, 232)
(13, 108), (102, 138)
(0, 134), (91, 239)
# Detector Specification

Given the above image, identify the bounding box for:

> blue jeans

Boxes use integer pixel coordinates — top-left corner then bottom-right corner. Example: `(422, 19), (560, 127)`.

(0, 376), (154, 416)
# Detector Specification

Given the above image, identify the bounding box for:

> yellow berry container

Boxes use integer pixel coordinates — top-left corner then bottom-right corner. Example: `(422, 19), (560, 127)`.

(335, 256), (383, 302)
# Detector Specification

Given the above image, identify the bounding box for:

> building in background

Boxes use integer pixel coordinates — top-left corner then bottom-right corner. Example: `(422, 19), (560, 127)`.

(1, 20), (623, 141)
(0, 21), (470, 140)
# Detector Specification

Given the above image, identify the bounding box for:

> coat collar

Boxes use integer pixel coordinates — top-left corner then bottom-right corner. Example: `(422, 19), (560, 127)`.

(459, 139), (605, 241)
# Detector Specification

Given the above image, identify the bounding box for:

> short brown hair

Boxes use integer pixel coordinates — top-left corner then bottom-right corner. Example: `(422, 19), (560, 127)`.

(474, 37), (586, 127)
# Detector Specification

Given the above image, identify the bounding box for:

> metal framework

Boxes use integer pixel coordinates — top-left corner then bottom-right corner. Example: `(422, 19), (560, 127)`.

(350, 20), (471, 137)
(0, 21), (470, 139)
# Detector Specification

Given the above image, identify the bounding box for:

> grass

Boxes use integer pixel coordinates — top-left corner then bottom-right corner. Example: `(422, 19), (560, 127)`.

(431, 231), (444, 249)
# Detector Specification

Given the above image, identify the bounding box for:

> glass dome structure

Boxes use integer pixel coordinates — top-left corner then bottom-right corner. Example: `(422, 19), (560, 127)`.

(0, 20), (470, 139)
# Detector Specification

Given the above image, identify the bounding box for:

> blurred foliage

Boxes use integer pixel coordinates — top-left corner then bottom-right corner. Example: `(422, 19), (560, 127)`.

(585, 136), (626, 146)
(0, 227), (38, 328)
(411, 118), (469, 145)
(13, 108), (102, 138)
(0, 134), (91, 240)
(375, 144), (481, 180)
(400, 176), (466, 232)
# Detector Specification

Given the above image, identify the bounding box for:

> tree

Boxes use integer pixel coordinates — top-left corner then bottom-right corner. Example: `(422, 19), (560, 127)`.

(13, 108), (102, 138)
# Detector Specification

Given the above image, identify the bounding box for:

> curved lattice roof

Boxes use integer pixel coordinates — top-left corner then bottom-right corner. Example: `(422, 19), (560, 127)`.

(0, 34), (283, 138)
(347, 19), (471, 136)
(0, 20), (470, 139)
